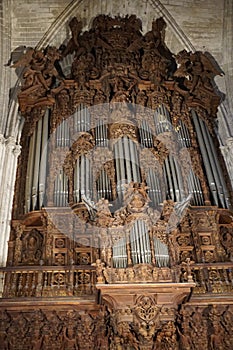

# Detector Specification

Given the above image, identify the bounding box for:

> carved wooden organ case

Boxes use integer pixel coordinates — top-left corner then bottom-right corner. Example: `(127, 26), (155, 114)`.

(2, 15), (233, 350)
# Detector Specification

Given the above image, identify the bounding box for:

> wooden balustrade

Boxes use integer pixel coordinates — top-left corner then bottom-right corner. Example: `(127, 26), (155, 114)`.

(1, 265), (96, 298)
(190, 263), (233, 294)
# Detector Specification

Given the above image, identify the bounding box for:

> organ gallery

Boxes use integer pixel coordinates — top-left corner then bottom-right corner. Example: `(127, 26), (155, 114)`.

(0, 14), (232, 350)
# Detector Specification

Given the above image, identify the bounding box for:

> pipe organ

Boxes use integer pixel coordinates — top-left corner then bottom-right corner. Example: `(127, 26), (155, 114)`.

(4, 14), (233, 350)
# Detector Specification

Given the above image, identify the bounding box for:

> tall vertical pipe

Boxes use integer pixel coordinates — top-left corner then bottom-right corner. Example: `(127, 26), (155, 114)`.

(192, 110), (218, 205)
(32, 119), (42, 210)
(25, 131), (36, 212)
(39, 112), (48, 208)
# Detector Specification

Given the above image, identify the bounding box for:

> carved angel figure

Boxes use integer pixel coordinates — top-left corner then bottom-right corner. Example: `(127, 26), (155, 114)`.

(174, 49), (224, 94)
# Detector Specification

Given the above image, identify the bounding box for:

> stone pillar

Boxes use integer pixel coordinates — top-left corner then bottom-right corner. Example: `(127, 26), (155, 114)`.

(0, 135), (21, 296)
(220, 137), (233, 191)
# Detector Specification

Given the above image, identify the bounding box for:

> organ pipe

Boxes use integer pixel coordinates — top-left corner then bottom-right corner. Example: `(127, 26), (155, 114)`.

(113, 237), (127, 268)
(177, 120), (191, 148)
(192, 110), (218, 205)
(25, 113), (51, 212)
(164, 157), (174, 200)
(127, 138), (136, 181)
(187, 170), (204, 206)
(202, 119), (230, 208)
(147, 169), (162, 207)
(114, 137), (141, 199)
(32, 118), (42, 210)
(154, 105), (172, 135)
(114, 142), (121, 197)
(163, 155), (185, 202)
(97, 170), (112, 201)
(154, 237), (169, 267)
(38, 112), (49, 208)
(95, 122), (108, 147)
(169, 155), (180, 201)
(74, 158), (80, 203)
(173, 157), (185, 201)
(54, 169), (68, 207)
(25, 129), (36, 212)
(130, 220), (151, 265)
(118, 138), (126, 185)
(129, 138), (141, 182)
(199, 118), (224, 206)
(123, 137), (132, 183)
(74, 156), (92, 203)
(139, 120), (153, 148)
(192, 110), (229, 208)
(56, 119), (70, 147)
(74, 104), (90, 132)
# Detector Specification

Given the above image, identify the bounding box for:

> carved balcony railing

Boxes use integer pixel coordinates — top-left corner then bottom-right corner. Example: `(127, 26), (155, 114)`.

(100, 264), (182, 284)
(191, 262), (233, 294)
(1, 265), (96, 298)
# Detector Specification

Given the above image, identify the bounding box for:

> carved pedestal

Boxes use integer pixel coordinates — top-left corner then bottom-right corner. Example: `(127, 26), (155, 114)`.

(96, 282), (195, 349)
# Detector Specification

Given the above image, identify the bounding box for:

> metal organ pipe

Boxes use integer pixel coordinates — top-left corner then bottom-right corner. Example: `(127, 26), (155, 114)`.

(114, 143), (121, 198)
(113, 237), (127, 268)
(85, 156), (90, 198)
(54, 170), (68, 207)
(114, 137), (141, 200)
(80, 155), (85, 197)
(187, 170), (204, 206)
(154, 237), (169, 267)
(191, 110), (226, 207)
(169, 156), (180, 202)
(38, 112), (49, 208)
(139, 120), (153, 148)
(95, 122), (108, 147)
(203, 120), (230, 208)
(63, 170), (68, 206)
(199, 117), (224, 207)
(154, 105), (172, 134)
(56, 120), (69, 148)
(25, 130), (36, 213)
(74, 104), (90, 132)
(74, 160), (80, 203)
(132, 139), (141, 182)
(178, 120), (191, 148)
(65, 120), (70, 147)
(118, 138), (126, 187)
(187, 170), (198, 205)
(147, 169), (162, 207)
(164, 157), (174, 200)
(32, 119), (42, 210)
(129, 138), (138, 182)
(74, 156), (92, 203)
(124, 137), (133, 182)
(193, 172), (204, 205)
(54, 171), (59, 207)
(173, 157), (185, 201)
(130, 220), (151, 265)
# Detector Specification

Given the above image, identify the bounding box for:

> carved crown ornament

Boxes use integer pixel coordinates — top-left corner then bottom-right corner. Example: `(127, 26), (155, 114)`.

(12, 14), (223, 127)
